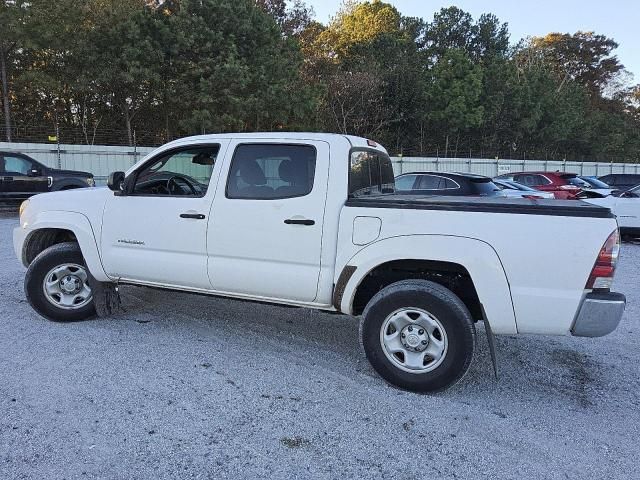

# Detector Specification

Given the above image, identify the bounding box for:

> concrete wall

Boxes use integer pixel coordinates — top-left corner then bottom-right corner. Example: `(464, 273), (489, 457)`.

(2, 142), (639, 185)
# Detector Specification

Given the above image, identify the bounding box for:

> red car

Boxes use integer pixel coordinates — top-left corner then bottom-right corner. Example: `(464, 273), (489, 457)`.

(496, 171), (587, 199)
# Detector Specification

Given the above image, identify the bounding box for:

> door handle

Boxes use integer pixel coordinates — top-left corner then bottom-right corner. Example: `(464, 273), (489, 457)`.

(284, 218), (315, 226)
(180, 213), (206, 219)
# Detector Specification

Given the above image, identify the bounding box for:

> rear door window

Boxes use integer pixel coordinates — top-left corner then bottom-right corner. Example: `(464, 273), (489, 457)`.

(395, 174), (418, 191)
(227, 144), (316, 199)
(417, 175), (443, 190)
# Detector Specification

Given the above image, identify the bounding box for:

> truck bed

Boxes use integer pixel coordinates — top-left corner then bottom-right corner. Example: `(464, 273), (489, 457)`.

(345, 195), (613, 218)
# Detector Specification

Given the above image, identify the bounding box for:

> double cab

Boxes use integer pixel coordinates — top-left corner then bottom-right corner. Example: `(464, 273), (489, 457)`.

(14, 133), (626, 392)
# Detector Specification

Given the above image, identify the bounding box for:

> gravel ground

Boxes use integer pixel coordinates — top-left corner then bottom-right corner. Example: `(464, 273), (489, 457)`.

(1, 214), (639, 480)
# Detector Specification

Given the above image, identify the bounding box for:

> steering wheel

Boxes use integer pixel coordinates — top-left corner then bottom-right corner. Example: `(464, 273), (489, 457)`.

(167, 175), (198, 195)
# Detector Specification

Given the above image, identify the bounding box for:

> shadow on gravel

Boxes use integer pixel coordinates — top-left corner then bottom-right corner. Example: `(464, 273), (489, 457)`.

(110, 283), (614, 407)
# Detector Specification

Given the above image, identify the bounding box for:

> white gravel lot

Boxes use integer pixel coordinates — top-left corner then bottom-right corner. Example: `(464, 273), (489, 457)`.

(1, 213), (639, 479)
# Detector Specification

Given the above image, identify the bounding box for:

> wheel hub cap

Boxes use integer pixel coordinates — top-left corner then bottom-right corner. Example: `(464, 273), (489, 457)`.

(60, 275), (82, 294)
(401, 324), (429, 351)
(379, 307), (449, 374)
(42, 263), (93, 310)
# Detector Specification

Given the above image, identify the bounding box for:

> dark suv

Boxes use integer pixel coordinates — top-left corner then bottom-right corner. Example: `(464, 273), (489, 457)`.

(394, 172), (503, 196)
(0, 151), (94, 201)
(597, 174), (640, 193)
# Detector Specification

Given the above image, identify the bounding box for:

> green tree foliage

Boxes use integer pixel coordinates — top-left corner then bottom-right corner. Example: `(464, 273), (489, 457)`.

(530, 32), (624, 94)
(1, 0), (638, 162)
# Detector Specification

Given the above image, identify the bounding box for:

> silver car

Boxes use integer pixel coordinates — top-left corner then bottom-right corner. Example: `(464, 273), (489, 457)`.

(493, 179), (556, 199)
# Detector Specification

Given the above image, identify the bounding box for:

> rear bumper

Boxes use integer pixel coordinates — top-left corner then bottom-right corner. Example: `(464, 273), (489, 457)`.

(571, 291), (626, 337)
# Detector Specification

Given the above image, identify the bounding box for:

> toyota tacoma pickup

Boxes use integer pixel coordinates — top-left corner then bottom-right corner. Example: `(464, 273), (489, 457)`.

(13, 133), (626, 392)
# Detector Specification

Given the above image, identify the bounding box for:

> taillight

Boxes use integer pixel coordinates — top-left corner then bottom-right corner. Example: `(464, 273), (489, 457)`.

(523, 195), (543, 199)
(586, 230), (620, 290)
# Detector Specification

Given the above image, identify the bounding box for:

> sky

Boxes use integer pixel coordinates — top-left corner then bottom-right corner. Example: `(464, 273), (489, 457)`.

(306, 0), (640, 81)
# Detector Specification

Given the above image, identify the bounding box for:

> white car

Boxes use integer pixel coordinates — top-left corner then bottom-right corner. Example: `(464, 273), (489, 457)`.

(493, 179), (555, 199)
(14, 133), (626, 392)
(584, 186), (640, 237)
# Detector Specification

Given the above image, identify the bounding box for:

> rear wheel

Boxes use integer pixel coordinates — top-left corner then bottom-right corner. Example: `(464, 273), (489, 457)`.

(24, 242), (96, 322)
(360, 280), (475, 393)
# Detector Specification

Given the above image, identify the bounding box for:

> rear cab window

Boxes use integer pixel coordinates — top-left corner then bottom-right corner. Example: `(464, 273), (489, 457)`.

(349, 149), (395, 197)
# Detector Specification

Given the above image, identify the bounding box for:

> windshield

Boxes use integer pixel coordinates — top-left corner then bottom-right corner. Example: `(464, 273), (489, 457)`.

(349, 150), (395, 197)
(565, 176), (590, 188)
(580, 176), (610, 188)
(471, 179), (502, 196)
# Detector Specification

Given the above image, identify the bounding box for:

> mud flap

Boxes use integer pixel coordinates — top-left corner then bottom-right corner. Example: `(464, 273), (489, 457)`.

(480, 304), (498, 379)
(87, 272), (125, 317)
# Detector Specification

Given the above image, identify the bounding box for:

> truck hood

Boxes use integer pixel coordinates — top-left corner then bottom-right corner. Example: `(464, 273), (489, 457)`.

(50, 168), (93, 178)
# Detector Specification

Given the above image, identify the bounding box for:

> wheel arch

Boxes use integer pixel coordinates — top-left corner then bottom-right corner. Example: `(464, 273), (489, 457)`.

(336, 235), (518, 334)
(20, 211), (110, 282)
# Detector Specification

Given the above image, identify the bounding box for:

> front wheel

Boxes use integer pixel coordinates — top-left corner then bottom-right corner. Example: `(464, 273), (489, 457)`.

(360, 280), (476, 393)
(24, 242), (96, 322)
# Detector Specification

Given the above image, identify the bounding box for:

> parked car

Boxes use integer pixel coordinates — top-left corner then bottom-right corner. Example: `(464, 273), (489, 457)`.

(597, 174), (640, 193)
(395, 172), (505, 196)
(492, 179), (555, 199)
(578, 176), (613, 196)
(1, 151), (94, 201)
(14, 133), (625, 393)
(584, 185), (640, 237)
(495, 171), (586, 199)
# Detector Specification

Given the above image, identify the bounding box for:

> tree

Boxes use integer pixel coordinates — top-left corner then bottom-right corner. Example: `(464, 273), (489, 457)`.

(255, 0), (314, 37)
(425, 49), (484, 157)
(0, 0), (32, 141)
(530, 32), (624, 94)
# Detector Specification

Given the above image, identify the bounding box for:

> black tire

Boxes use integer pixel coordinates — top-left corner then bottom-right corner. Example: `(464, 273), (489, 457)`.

(360, 279), (475, 393)
(24, 242), (96, 322)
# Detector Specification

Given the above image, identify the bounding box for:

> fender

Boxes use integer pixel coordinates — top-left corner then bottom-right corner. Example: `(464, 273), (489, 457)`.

(22, 210), (110, 282)
(338, 235), (518, 335)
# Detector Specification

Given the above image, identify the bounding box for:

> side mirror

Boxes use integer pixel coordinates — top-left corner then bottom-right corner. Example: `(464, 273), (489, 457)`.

(27, 168), (41, 177)
(107, 171), (126, 192)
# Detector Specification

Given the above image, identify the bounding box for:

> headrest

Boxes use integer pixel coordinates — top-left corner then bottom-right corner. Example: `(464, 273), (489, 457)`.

(238, 159), (266, 186)
(278, 159), (307, 184)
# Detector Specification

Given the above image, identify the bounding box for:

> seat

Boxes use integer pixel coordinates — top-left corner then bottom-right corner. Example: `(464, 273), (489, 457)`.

(229, 158), (274, 198)
(275, 159), (309, 197)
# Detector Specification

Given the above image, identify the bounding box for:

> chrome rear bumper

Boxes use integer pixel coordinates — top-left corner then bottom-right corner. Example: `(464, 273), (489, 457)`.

(571, 291), (626, 337)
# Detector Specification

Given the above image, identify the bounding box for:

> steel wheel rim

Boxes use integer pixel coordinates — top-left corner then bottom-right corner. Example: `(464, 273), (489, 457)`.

(42, 263), (93, 310)
(380, 307), (448, 374)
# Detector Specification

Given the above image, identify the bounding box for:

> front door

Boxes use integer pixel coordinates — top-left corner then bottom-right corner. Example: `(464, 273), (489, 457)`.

(207, 140), (329, 302)
(0, 154), (49, 199)
(101, 142), (228, 289)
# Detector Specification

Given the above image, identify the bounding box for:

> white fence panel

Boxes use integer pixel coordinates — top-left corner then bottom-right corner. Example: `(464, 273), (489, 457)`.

(2, 143), (640, 184)
(0, 142), (155, 183)
(390, 157), (640, 178)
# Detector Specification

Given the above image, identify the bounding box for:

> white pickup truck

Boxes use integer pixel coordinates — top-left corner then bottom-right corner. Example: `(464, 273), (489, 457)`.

(14, 133), (626, 392)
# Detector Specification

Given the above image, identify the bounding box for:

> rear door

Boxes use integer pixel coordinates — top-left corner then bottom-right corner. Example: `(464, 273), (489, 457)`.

(207, 140), (329, 302)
